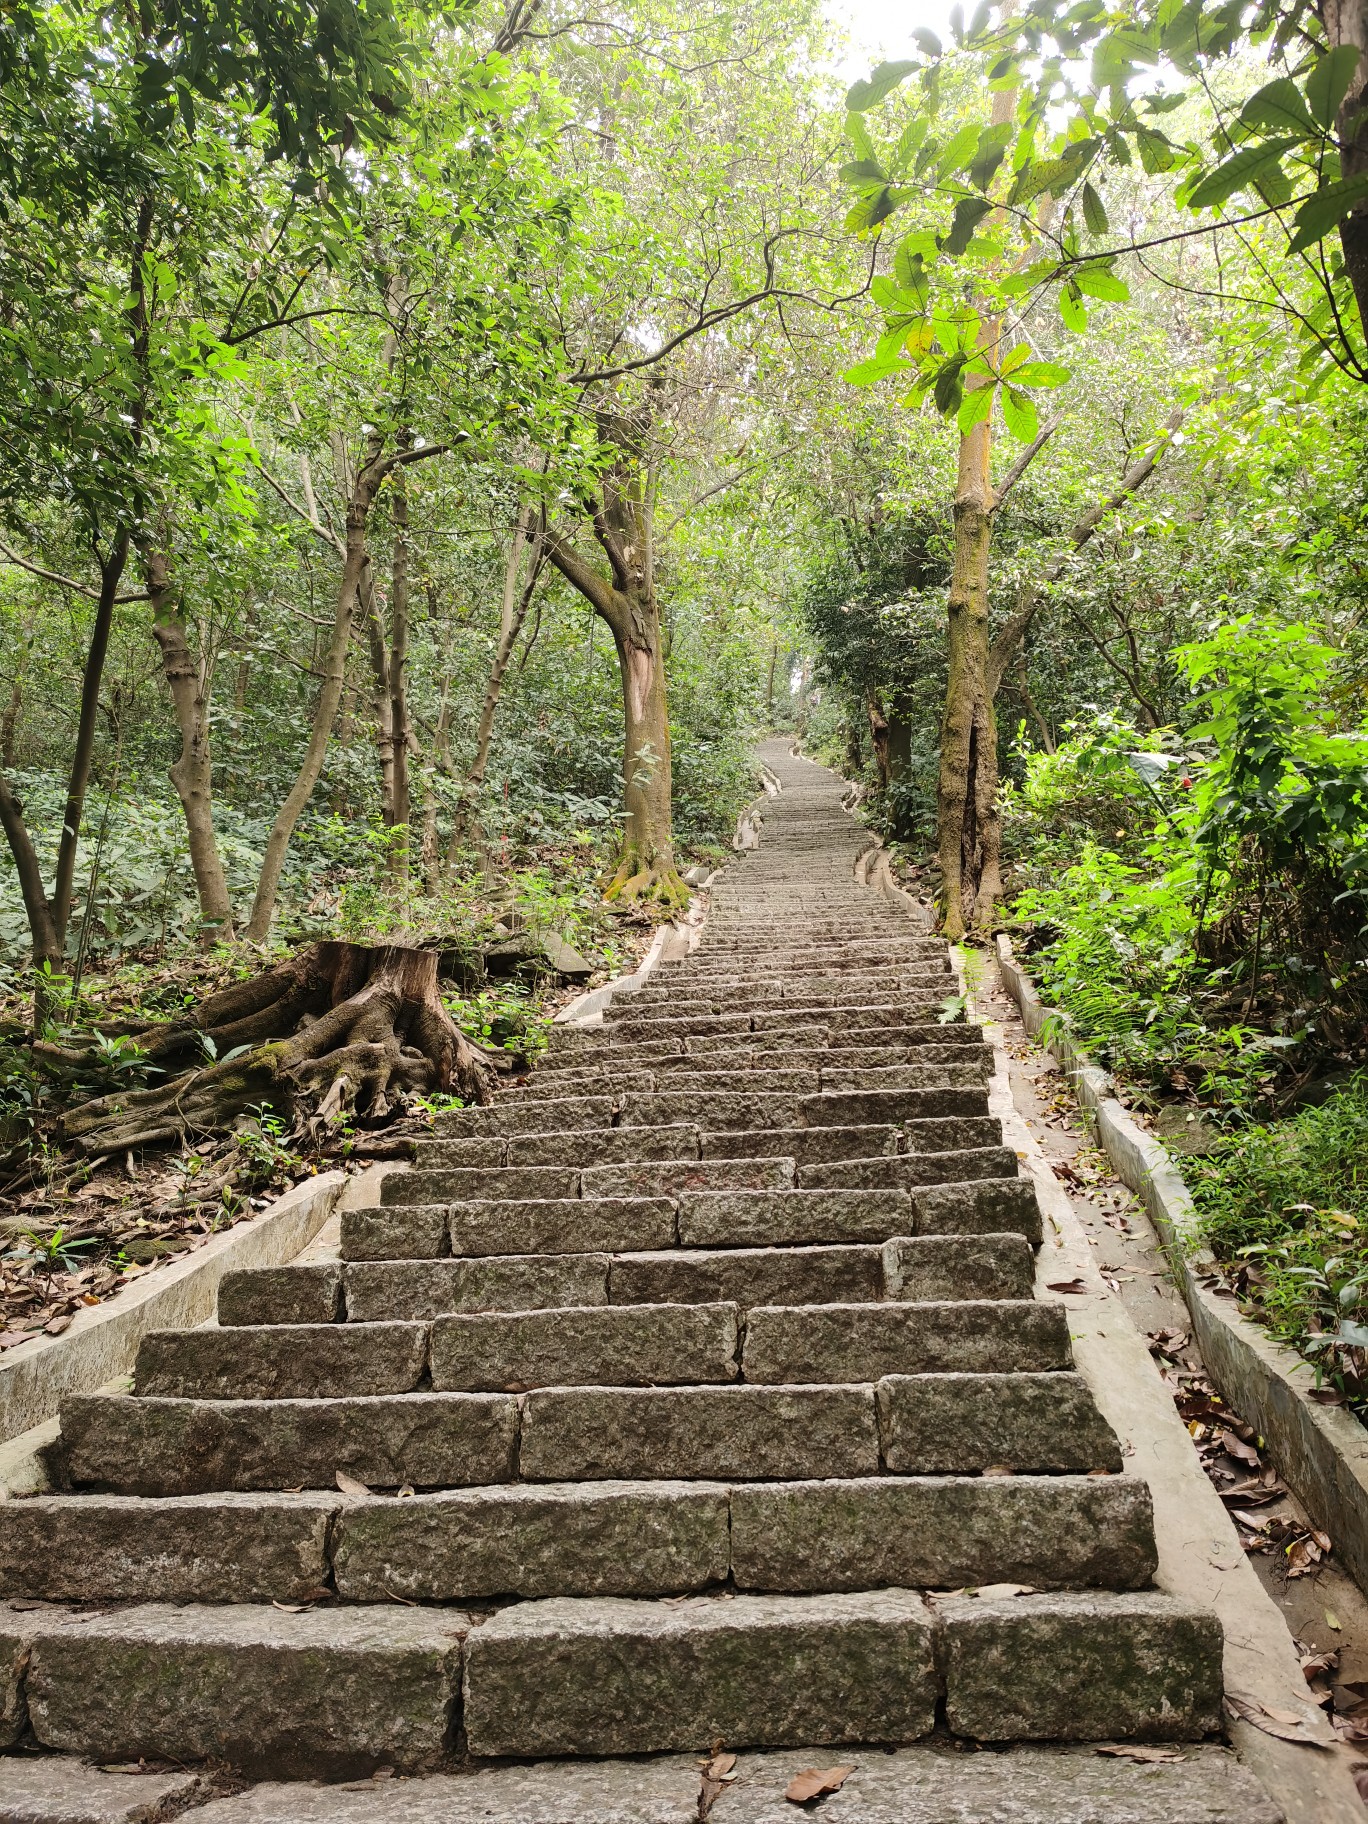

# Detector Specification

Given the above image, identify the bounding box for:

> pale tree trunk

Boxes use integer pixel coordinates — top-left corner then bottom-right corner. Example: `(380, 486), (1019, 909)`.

(545, 409), (688, 908)
(361, 558), (397, 837)
(936, 400), (998, 941)
(866, 692), (891, 787)
(388, 457), (413, 869)
(245, 448), (387, 941)
(142, 542), (236, 939)
(446, 506), (546, 865)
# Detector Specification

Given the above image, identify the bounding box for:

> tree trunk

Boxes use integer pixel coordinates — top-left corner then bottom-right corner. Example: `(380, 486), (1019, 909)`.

(143, 543), (236, 939)
(361, 557), (398, 837)
(245, 453), (385, 942)
(51, 535), (130, 947)
(448, 508), (545, 862)
(605, 606), (684, 903)
(936, 403), (996, 942)
(866, 693), (891, 787)
(0, 768), (62, 982)
(1327, 0), (1368, 328)
(60, 941), (499, 1153)
(388, 460), (413, 875)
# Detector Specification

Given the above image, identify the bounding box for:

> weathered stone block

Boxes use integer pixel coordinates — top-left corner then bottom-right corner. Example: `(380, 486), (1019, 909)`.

(448, 1197), (676, 1258)
(0, 1755), (201, 1823)
(0, 1492), (337, 1602)
(345, 1255), (611, 1322)
(334, 1481), (730, 1601)
(218, 1264), (342, 1327)
(184, 1758), (706, 1822)
(134, 1321), (429, 1401)
(61, 1391), (520, 1494)
(800, 1147), (1017, 1192)
(701, 1125), (900, 1164)
(802, 1088), (989, 1126)
(0, 1612), (33, 1747)
(581, 1157), (794, 1198)
(411, 1137), (505, 1169)
(877, 1372), (1123, 1474)
(26, 1602), (467, 1775)
(505, 1126), (701, 1167)
(880, 1235), (1036, 1302)
(340, 1205), (446, 1262)
(385, 1165), (578, 1206)
(914, 1179), (1043, 1244)
(679, 1189), (913, 1248)
(520, 1385), (879, 1481)
(901, 1116), (1004, 1153)
(939, 1591), (1223, 1742)
(438, 1096), (616, 1137)
(462, 1590), (938, 1756)
(430, 1303), (739, 1392)
(730, 1475), (1156, 1593)
(625, 1093), (800, 1132)
(707, 1744), (1281, 1823)
(744, 1301), (1069, 1385)
(609, 1245), (884, 1309)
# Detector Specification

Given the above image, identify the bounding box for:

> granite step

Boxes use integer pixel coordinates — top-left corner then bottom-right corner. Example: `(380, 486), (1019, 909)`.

(0, 1473), (1157, 1605)
(459, 1589), (1222, 1756)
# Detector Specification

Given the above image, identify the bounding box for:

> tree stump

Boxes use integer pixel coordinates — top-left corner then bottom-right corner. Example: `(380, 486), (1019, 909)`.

(61, 942), (497, 1155)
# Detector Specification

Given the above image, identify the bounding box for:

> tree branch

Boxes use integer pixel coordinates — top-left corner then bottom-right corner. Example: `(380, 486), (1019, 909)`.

(991, 418), (1059, 511)
(545, 528), (621, 626)
(0, 540), (148, 603)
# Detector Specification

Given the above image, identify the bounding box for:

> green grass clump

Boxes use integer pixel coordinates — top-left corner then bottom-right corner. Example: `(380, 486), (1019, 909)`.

(1186, 1076), (1368, 1405)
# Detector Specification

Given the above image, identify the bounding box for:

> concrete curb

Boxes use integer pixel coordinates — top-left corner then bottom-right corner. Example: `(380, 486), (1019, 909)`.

(0, 1170), (344, 1445)
(994, 930), (1368, 1603)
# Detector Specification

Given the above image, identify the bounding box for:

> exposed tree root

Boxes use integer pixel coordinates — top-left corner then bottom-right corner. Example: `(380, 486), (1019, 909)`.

(59, 942), (499, 1155)
(603, 852), (691, 911)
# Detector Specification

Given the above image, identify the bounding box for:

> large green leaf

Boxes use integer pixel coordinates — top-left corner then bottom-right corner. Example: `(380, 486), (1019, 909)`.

(1058, 284), (1089, 333)
(1186, 137), (1300, 210)
(1009, 359), (1070, 387)
(1081, 181), (1109, 235)
(1306, 45), (1362, 130)
(842, 354), (909, 386)
(1287, 173), (1368, 252)
(839, 159), (887, 185)
(1000, 384), (1040, 442)
(956, 380), (995, 433)
(933, 353), (968, 414)
(845, 61), (917, 113)
(1072, 263), (1129, 300)
(1239, 77), (1316, 136)
(942, 195), (993, 256)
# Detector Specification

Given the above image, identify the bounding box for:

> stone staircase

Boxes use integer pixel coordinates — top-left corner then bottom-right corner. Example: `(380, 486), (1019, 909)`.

(0, 741), (1276, 1820)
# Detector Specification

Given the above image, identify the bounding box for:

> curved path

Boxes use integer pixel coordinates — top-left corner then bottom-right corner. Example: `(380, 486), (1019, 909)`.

(0, 742), (1277, 1821)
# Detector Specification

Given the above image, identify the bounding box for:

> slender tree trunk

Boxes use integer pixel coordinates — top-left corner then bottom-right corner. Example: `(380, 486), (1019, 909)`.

(51, 535), (130, 945)
(246, 454), (385, 941)
(605, 601), (682, 901)
(361, 558), (398, 832)
(388, 459), (413, 875)
(1327, 0), (1368, 326)
(447, 508), (545, 864)
(142, 542), (236, 939)
(0, 769), (61, 980)
(866, 692), (891, 787)
(937, 399), (996, 942)
(765, 635), (779, 720)
(1, 612), (35, 767)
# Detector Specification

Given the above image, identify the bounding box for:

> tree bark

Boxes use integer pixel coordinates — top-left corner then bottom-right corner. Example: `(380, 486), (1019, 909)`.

(544, 409), (689, 908)
(1325, 0), (1368, 329)
(388, 456), (413, 872)
(448, 507), (546, 863)
(50, 535), (130, 947)
(0, 768), (62, 979)
(60, 942), (499, 1153)
(142, 542), (236, 939)
(245, 451), (385, 941)
(866, 692), (891, 787)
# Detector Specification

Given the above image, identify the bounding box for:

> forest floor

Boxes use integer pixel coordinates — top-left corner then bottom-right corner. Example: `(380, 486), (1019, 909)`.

(979, 957), (1368, 1756)
(0, 907), (663, 1353)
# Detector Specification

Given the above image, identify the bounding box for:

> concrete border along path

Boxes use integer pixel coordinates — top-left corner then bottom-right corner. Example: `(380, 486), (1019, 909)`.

(0, 741), (1290, 1821)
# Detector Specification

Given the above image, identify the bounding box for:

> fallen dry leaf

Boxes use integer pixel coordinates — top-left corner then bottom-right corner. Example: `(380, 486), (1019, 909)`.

(336, 1470), (371, 1496)
(1224, 1691), (1328, 1745)
(1094, 1745), (1185, 1764)
(704, 1754), (737, 1780)
(785, 1766), (855, 1804)
(965, 1583), (1036, 1599)
(1217, 1429), (1260, 1466)
(1045, 1278), (1088, 1295)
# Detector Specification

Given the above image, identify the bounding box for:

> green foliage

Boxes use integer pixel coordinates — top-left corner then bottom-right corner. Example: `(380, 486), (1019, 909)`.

(1187, 1079), (1368, 1401)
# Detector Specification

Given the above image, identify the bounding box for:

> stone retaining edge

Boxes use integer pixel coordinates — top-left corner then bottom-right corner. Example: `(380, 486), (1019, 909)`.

(994, 929), (1368, 1600)
(0, 1169), (344, 1447)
